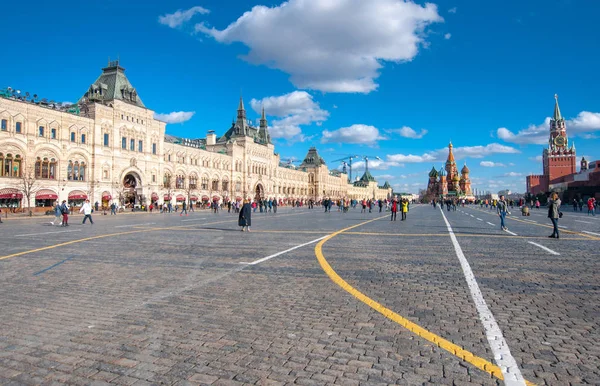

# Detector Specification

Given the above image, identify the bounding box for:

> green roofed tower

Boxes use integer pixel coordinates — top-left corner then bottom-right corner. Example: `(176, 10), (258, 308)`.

(79, 60), (145, 108)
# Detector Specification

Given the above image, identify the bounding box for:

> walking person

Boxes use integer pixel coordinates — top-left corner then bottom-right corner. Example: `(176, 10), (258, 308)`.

(180, 201), (188, 216)
(110, 202), (117, 215)
(390, 198), (398, 221)
(548, 192), (561, 238)
(239, 199), (252, 232)
(587, 197), (596, 216)
(401, 199), (409, 221)
(60, 200), (70, 226)
(272, 198), (278, 213)
(497, 194), (510, 231)
(51, 200), (62, 225)
(80, 199), (94, 225)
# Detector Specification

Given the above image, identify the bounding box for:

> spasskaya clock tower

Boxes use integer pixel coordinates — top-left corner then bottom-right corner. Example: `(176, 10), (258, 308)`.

(542, 94), (576, 183)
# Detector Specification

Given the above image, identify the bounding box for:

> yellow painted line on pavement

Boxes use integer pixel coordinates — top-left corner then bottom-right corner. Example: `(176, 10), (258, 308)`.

(314, 216), (536, 386)
(0, 211), (310, 262)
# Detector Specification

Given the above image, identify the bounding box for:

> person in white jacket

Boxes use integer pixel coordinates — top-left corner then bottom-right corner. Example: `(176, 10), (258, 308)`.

(80, 199), (94, 225)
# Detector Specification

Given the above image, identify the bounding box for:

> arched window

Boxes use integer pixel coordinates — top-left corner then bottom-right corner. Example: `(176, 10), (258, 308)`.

(212, 178), (219, 191)
(235, 179), (241, 192)
(163, 173), (172, 188)
(189, 175), (198, 189)
(222, 179), (229, 192)
(201, 176), (209, 190)
(176, 174), (185, 189)
(35, 157), (57, 179)
(0, 153), (22, 177)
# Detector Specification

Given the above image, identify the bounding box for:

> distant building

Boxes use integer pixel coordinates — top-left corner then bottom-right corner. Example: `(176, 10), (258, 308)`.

(426, 142), (473, 199)
(526, 95), (599, 200)
(0, 61), (391, 211)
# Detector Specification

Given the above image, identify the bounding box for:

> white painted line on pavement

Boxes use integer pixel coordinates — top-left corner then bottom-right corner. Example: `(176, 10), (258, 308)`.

(240, 236), (329, 266)
(470, 214), (475, 217)
(558, 225), (568, 229)
(504, 229), (518, 236)
(115, 222), (156, 228)
(476, 218), (483, 221)
(16, 229), (82, 237)
(439, 208), (525, 385)
(528, 241), (560, 256)
(583, 230), (600, 236)
(486, 222), (495, 226)
(574, 220), (593, 224)
(181, 217), (208, 222)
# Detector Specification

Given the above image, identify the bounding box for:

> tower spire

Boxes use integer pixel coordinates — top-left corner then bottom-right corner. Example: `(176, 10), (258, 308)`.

(553, 94), (562, 121)
(238, 95), (245, 111)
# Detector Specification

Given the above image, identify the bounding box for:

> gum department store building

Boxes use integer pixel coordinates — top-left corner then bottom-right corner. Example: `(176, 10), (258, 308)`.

(0, 61), (391, 211)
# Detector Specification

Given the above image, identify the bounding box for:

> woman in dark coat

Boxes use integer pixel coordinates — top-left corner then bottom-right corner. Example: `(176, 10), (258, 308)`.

(238, 199), (252, 232)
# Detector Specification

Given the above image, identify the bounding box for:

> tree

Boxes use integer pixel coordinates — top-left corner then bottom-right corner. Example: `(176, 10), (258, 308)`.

(182, 178), (197, 208)
(17, 165), (40, 216)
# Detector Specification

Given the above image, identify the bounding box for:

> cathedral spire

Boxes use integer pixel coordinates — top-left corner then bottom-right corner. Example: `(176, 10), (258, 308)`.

(446, 142), (455, 163)
(553, 94), (562, 121)
(238, 95), (245, 112)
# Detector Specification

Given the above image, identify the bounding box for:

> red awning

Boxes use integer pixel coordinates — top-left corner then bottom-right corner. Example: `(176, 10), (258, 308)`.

(0, 188), (23, 200)
(151, 193), (159, 200)
(201, 195), (209, 201)
(213, 196), (220, 201)
(164, 195), (172, 201)
(190, 196), (198, 201)
(176, 195), (185, 202)
(36, 189), (58, 200)
(68, 190), (87, 200)
(236, 196), (243, 201)
(102, 194), (112, 200)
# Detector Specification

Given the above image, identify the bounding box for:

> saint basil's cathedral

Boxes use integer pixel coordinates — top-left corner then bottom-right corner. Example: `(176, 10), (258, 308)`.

(426, 142), (473, 198)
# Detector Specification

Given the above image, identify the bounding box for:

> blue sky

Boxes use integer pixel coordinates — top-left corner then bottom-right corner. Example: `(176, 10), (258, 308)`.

(2, 0), (599, 194)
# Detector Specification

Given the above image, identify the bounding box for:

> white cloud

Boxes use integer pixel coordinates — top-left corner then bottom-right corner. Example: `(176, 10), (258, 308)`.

(250, 91), (328, 141)
(387, 143), (519, 164)
(389, 126), (428, 139)
(480, 161), (506, 167)
(159, 6), (210, 29)
(321, 124), (386, 146)
(448, 7), (457, 13)
(154, 111), (195, 124)
(498, 111), (600, 144)
(352, 159), (402, 171)
(195, 0), (443, 93)
(529, 155), (543, 162)
(374, 174), (395, 180)
(333, 105), (338, 109)
(503, 172), (522, 177)
(444, 33), (452, 40)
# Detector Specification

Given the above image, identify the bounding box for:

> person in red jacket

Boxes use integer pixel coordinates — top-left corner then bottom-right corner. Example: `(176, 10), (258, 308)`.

(390, 197), (398, 221)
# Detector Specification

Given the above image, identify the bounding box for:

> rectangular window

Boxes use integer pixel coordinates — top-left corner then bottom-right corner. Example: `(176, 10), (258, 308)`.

(122, 137), (126, 149)
(51, 128), (56, 139)
(81, 134), (86, 144)
(152, 174), (156, 183)
(103, 133), (109, 146)
(130, 139), (135, 151)
(15, 122), (22, 133)
(39, 126), (44, 137)
(1, 119), (6, 131)
(71, 132), (76, 142)
(138, 140), (143, 152)
(152, 143), (157, 155)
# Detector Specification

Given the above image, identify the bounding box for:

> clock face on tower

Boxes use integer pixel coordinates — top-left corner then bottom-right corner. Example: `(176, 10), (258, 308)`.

(554, 135), (566, 147)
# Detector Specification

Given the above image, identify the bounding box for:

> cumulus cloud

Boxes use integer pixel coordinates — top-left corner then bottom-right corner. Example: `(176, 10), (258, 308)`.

(444, 33), (452, 39)
(497, 111), (600, 144)
(154, 111), (195, 124)
(448, 7), (457, 13)
(351, 159), (402, 171)
(321, 124), (386, 146)
(387, 143), (519, 164)
(480, 161), (506, 167)
(250, 91), (328, 141)
(195, 0), (443, 93)
(159, 6), (210, 28)
(388, 126), (428, 139)
(529, 155), (543, 162)
(503, 172), (522, 177)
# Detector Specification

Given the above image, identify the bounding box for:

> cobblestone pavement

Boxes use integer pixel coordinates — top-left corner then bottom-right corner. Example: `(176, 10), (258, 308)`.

(0, 205), (598, 385)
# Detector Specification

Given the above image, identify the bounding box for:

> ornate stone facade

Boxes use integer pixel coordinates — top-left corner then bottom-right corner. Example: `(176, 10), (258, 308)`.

(0, 62), (391, 210)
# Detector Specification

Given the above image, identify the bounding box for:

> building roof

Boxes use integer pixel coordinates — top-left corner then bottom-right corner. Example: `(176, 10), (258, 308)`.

(359, 170), (376, 183)
(461, 163), (470, 174)
(429, 166), (439, 177)
(553, 94), (562, 121)
(446, 142), (455, 164)
(299, 147), (326, 168)
(79, 60), (145, 108)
